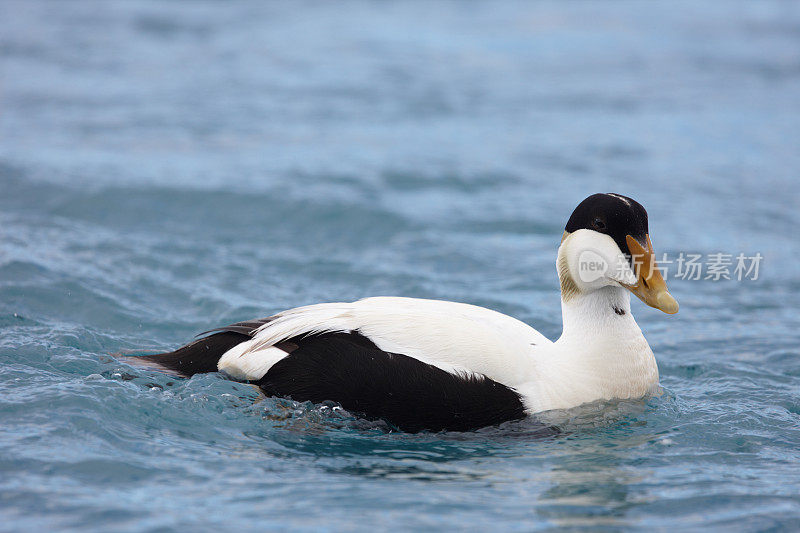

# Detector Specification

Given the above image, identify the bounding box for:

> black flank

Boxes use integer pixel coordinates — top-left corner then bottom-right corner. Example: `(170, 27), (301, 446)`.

(127, 323), (528, 432)
(258, 332), (527, 433)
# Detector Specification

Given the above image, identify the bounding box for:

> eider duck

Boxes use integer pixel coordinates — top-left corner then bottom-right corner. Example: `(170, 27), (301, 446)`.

(131, 193), (678, 432)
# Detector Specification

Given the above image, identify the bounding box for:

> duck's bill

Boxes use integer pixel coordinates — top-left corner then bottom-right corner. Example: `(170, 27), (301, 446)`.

(623, 234), (679, 314)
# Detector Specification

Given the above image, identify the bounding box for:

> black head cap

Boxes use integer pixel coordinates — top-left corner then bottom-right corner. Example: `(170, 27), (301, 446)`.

(564, 193), (649, 258)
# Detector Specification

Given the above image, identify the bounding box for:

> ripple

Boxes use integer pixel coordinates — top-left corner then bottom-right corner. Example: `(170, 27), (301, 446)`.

(2, 0), (800, 530)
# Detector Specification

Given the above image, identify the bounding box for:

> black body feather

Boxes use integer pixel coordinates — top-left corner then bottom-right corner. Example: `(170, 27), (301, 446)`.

(259, 332), (527, 432)
(130, 324), (527, 432)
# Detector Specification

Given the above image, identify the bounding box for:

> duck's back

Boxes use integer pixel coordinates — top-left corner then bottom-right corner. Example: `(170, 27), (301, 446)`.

(128, 297), (550, 431)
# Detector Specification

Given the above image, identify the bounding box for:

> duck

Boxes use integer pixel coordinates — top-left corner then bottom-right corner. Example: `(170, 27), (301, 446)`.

(130, 193), (678, 432)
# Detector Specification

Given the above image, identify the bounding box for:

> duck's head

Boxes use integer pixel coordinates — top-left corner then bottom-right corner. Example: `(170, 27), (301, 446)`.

(558, 193), (678, 314)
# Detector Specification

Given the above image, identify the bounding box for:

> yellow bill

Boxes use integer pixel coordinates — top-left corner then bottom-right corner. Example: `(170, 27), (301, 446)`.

(623, 234), (679, 314)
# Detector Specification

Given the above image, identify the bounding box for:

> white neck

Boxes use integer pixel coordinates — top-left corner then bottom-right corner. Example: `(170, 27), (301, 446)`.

(518, 286), (659, 413)
(560, 285), (634, 341)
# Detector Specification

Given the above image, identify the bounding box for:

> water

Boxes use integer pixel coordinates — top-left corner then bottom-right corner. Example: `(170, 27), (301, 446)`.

(2, 1), (800, 530)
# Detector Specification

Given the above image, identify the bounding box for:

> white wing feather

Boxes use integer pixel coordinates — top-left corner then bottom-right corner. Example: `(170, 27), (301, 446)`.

(218, 297), (551, 384)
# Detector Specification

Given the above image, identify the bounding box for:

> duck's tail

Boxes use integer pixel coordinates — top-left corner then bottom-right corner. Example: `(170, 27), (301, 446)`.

(118, 317), (275, 377)
(120, 331), (251, 378)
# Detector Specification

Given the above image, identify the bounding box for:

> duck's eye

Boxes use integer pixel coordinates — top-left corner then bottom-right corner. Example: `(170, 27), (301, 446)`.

(592, 218), (607, 230)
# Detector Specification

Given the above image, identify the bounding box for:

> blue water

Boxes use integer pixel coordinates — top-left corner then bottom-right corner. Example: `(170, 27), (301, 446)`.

(2, 1), (800, 530)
